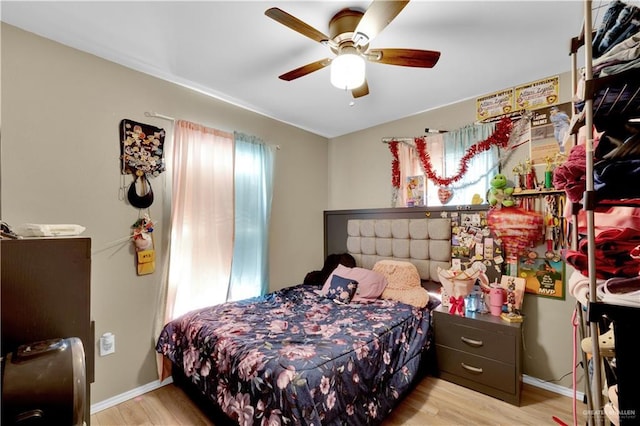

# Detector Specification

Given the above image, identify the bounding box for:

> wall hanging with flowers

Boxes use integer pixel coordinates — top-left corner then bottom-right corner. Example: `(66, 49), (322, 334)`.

(119, 119), (165, 209)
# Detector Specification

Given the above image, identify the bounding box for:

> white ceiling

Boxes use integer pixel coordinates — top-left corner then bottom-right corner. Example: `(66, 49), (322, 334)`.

(2, 1), (590, 138)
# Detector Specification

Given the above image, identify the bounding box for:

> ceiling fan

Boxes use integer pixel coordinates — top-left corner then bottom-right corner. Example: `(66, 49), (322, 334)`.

(265, 0), (441, 98)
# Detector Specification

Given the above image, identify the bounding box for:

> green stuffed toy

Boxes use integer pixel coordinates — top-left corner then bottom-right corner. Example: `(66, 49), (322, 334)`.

(488, 173), (515, 207)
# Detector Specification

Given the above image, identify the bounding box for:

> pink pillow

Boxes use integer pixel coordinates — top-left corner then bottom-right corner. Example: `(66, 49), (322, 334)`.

(322, 264), (388, 303)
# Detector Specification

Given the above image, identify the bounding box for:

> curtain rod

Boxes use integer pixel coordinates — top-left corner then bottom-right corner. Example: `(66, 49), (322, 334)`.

(144, 111), (175, 121)
(381, 137), (416, 144)
(382, 128), (447, 143)
(144, 111), (280, 150)
(381, 135), (443, 144)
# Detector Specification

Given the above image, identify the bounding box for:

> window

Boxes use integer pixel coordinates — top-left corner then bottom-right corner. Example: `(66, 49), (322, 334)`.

(425, 139), (498, 206)
(393, 121), (500, 207)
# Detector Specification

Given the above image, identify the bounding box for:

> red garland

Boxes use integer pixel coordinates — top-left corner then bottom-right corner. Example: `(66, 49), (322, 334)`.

(411, 117), (513, 188)
(389, 141), (400, 189)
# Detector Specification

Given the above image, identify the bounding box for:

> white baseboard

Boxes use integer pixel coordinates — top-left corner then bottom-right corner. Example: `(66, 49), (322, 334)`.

(523, 374), (585, 402)
(91, 374), (584, 415)
(90, 377), (173, 415)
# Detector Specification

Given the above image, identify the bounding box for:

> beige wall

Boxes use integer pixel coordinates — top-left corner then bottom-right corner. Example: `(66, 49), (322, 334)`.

(1, 24), (328, 403)
(328, 72), (581, 390)
(2, 22), (580, 405)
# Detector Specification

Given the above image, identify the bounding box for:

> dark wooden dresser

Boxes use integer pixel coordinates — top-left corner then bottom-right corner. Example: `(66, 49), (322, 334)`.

(433, 305), (522, 405)
(1, 237), (94, 423)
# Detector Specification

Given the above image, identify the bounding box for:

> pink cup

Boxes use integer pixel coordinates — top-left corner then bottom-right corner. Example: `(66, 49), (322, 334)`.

(489, 287), (504, 316)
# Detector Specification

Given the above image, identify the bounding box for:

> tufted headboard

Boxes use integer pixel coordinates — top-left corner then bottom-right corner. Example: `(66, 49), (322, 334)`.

(324, 206), (489, 284)
(345, 218), (451, 282)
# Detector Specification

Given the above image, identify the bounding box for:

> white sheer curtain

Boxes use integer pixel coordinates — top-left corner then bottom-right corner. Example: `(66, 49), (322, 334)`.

(162, 120), (235, 321)
(442, 123), (498, 206)
(394, 142), (422, 208)
(424, 134), (446, 207)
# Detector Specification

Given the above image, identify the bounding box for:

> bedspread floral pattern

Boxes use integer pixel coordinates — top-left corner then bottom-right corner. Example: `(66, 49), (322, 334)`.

(156, 284), (437, 425)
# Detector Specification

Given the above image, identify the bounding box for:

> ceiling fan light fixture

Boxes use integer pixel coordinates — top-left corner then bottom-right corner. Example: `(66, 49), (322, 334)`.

(266, 2), (440, 97)
(330, 52), (365, 90)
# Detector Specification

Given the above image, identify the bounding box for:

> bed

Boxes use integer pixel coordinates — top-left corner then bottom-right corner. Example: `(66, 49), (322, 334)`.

(156, 207), (473, 425)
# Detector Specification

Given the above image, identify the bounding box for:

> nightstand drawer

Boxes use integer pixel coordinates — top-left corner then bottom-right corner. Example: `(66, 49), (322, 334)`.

(436, 345), (516, 394)
(436, 320), (515, 364)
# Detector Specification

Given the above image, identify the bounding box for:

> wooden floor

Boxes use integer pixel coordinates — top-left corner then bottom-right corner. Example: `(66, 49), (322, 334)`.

(91, 376), (585, 426)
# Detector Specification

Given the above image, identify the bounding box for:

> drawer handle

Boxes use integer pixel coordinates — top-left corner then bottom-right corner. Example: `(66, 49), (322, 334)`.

(461, 362), (483, 374)
(461, 336), (483, 347)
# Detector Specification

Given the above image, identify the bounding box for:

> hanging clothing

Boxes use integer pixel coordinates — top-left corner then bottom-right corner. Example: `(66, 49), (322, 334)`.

(594, 158), (640, 199)
(553, 144), (587, 203)
(564, 227), (640, 279)
(593, 1), (639, 58)
(593, 1), (627, 57)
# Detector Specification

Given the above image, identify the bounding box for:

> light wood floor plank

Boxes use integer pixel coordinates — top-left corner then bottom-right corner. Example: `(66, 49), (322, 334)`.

(138, 390), (184, 425)
(155, 382), (214, 426)
(94, 405), (128, 425)
(117, 398), (154, 425)
(91, 376), (585, 425)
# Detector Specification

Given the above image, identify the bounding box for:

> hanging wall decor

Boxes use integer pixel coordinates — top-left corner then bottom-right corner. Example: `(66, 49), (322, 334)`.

(127, 175), (154, 208)
(486, 207), (544, 259)
(437, 186), (454, 204)
(120, 119), (166, 209)
(389, 141), (401, 206)
(518, 255), (565, 300)
(406, 175), (426, 206)
(131, 214), (156, 275)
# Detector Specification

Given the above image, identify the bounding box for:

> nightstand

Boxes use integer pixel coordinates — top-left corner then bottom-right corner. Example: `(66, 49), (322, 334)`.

(433, 305), (522, 405)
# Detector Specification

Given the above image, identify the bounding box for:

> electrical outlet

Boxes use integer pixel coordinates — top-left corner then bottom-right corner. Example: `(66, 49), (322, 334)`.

(100, 332), (115, 356)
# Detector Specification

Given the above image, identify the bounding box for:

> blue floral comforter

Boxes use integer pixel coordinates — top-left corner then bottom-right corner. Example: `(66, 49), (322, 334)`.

(156, 284), (438, 425)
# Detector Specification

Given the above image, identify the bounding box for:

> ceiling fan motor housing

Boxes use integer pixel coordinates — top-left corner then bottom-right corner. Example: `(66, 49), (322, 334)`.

(329, 8), (368, 54)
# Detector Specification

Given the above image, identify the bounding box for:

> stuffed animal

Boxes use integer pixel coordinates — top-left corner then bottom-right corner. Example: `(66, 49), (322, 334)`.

(303, 253), (356, 285)
(471, 193), (483, 205)
(487, 173), (515, 207)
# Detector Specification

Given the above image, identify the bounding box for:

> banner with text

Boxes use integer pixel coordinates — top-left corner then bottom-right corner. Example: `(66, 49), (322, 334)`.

(476, 89), (515, 122)
(514, 76), (559, 111)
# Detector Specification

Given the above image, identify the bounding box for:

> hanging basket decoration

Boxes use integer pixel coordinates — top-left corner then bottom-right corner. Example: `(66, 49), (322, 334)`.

(487, 207), (544, 258)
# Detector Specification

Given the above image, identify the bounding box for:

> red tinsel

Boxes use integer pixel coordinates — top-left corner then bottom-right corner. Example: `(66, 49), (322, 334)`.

(389, 141), (400, 189)
(405, 117), (513, 188)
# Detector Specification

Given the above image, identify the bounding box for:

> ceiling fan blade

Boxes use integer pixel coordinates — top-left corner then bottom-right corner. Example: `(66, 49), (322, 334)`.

(279, 58), (331, 81)
(367, 48), (441, 68)
(353, 0), (410, 47)
(352, 80), (370, 98)
(265, 8), (329, 44)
